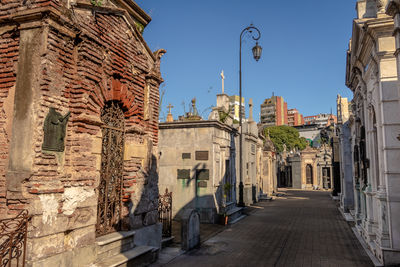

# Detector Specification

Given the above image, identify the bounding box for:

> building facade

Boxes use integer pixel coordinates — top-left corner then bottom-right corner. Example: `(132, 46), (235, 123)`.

(287, 108), (304, 126)
(341, 1), (400, 264)
(0, 0), (164, 265)
(337, 94), (350, 124)
(278, 146), (333, 190)
(260, 95), (288, 126)
(229, 95), (245, 122)
(304, 113), (337, 127)
(159, 119), (239, 223)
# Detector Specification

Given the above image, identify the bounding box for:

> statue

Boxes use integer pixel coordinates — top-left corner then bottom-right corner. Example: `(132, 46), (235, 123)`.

(42, 107), (70, 152)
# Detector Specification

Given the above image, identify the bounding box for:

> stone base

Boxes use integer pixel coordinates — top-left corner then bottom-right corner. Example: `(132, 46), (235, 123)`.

(26, 224), (162, 267)
(375, 246), (400, 266)
(26, 244), (97, 267)
(133, 223), (162, 249)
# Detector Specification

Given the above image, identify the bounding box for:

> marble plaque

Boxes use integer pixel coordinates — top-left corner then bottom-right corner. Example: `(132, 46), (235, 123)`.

(195, 151), (209, 160)
(177, 169), (190, 179)
(182, 153), (191, 159)
(198, 181), (207, 188)
(196, 169), (209, 180)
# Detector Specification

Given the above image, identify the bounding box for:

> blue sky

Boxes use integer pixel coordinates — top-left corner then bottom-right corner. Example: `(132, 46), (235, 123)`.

(135, 0), (357, 122)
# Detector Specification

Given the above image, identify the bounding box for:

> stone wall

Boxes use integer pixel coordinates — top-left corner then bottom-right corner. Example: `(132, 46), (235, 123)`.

(0, 0), (164, 263)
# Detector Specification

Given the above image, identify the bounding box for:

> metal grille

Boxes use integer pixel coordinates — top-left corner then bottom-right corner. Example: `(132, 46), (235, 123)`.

(158, 189), (172, 238)
(96, 101), (125, 237)
(0, 210), (29, 267)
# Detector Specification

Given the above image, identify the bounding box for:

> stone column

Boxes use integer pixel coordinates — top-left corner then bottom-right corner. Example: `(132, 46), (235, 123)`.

(6, 26), (44, 205)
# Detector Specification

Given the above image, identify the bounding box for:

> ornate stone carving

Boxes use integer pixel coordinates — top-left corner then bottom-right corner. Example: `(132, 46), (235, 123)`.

(377, 0), (388, 13)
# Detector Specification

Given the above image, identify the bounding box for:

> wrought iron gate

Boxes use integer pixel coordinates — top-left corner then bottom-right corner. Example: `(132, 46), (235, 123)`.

(96, 101), (125, 237)
(158, 189), (172, 238)
(306, 164), (313, 184)
(0, 210), (29, 267)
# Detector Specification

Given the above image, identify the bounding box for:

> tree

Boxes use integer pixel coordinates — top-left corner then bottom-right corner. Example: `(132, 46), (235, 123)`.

(264, 125), (308, 153)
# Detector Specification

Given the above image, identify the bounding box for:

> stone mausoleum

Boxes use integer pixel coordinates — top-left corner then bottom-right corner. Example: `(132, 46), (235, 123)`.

(338, 0), (400, 264)
(159, 94), (241, 224)
(0, 0), (164, 266)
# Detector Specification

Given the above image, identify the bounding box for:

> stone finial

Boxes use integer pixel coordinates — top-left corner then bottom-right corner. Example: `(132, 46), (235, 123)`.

(249, 98), (254, 122)
(167, 103), (174, 114)
(377, 0), (388, 13)
(166, 103), (174, 122)
(220, 70), (225, 94)
(191, 98), (199, 116)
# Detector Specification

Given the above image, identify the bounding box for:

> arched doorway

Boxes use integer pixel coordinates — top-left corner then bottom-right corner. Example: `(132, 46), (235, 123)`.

(96, 101), (125, 236)
(306, 164), (313, 184)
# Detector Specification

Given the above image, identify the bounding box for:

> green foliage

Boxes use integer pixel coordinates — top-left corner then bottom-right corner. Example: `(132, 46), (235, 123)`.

(90, 0), (103, 6)
(223, 182), (231, 196)
(218, 110), (229, 123)
(264, 125), (308, 153)
(134, 21), (145, 33)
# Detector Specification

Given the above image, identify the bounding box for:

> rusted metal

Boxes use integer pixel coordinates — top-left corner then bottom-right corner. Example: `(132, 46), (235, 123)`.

(158, 188), (172, 238)
(96, 101), (125, 237)
(0, 210), (29, 267)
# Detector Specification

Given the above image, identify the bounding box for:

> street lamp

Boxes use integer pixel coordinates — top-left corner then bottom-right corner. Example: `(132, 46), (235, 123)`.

(238, 25), (262, 207)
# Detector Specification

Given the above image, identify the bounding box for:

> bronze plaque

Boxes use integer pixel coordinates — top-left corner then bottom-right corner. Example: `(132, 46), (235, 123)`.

(177, 169), (190, 179)
(182, 153), (191, 159)
(42, 107), (71, 152)
(198, 181), (207, 188)
(195, 151), (209, 160)
(196, 169), (209, 180)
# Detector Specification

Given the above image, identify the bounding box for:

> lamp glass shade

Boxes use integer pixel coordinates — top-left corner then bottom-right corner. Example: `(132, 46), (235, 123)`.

(252, 42), (262, 61)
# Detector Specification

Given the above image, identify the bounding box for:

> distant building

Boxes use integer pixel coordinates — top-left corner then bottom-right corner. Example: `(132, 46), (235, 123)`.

(260, 94), (287, 126)
(287, 108), (304, 126)
(304, 113), (337, 128)
(229, 95), (245, 122)
(336, 94), (350, 124)
(304, 115), (317, 125)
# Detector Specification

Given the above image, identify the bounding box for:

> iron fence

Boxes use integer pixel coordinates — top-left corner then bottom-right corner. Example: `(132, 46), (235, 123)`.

(158, 188), (172, 238)
(0, 210), (29, 267)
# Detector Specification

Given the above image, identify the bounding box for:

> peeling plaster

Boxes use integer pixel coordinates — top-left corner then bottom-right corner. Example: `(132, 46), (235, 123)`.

(62, 187), (95, 216)
(39, 194), (59, 225)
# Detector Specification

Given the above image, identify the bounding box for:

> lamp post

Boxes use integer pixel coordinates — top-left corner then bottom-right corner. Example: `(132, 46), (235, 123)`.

(238, 25), (262, 207)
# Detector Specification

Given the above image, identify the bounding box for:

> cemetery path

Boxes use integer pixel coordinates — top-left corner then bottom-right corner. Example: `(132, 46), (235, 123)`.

(162, 189), (373, 267)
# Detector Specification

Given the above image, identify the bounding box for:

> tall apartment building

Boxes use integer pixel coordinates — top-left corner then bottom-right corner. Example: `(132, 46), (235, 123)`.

(260, 95), (287, 126)
(336, 94), (350, 124)
(287, 108), (304, 126)
(229, 95), (245, 122)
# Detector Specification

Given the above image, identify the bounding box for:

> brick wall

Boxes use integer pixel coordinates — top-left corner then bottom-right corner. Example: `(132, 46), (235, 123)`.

(0, 28), (19, 215)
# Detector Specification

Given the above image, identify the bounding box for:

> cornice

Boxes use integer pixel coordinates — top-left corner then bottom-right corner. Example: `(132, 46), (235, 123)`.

(159, 120), (238, 134)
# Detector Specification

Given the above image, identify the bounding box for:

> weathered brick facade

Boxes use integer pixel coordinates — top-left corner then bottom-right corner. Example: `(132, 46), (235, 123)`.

(0, 0), (164, 264)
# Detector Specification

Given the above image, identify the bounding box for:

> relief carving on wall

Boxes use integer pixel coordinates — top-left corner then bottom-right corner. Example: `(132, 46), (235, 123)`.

(42, 107), (71, 152)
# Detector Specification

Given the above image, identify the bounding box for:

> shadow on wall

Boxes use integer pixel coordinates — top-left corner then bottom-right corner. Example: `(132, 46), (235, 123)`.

(121, 154), (160, 232)
(172, 163), (224, 224)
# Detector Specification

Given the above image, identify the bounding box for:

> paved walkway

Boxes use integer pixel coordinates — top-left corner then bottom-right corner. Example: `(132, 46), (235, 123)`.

(162, 189), (373, 267)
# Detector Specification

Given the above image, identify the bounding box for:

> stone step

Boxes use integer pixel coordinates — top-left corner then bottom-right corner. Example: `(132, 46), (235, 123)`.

(94, 245), (159, 267)
(161, 236), (174, 248)
(259, 195), (273, 201)
(96, 231), (136, 261)
(229, 214), (247, 225)
(226, 206), (244, 224)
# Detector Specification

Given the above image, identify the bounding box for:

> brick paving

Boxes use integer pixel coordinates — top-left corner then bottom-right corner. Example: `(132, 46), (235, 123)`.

(164, 189), (373, 267)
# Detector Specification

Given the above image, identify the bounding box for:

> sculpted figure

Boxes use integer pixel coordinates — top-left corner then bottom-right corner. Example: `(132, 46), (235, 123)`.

(42, 107), (71, 152)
